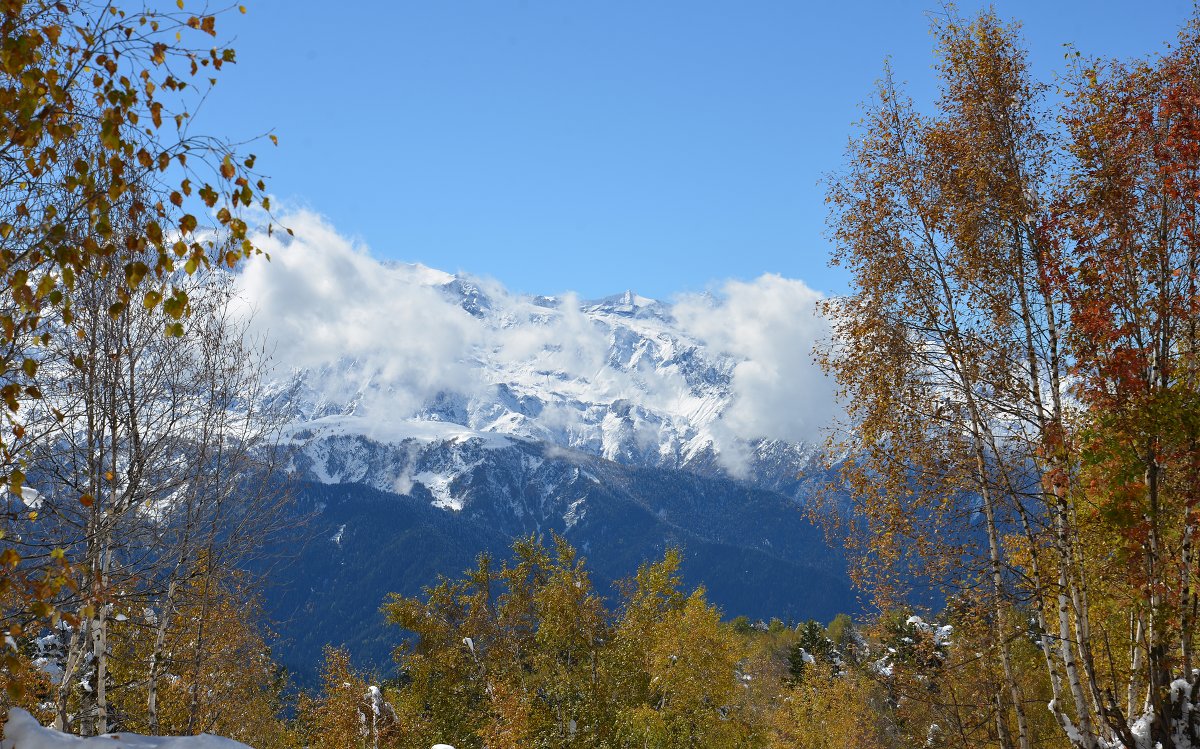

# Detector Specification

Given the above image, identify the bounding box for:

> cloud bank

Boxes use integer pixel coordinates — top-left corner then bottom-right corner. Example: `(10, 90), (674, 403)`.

(674, 274), (836, 446)
(235, 210), (838, 460)
(235, 212), (483, 415)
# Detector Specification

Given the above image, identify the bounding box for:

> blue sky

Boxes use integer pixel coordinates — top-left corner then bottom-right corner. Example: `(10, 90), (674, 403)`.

(200, 1), (1194, 300)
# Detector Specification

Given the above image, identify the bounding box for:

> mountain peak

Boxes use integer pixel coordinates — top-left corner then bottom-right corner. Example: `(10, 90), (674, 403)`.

(585, 290), (663, 318)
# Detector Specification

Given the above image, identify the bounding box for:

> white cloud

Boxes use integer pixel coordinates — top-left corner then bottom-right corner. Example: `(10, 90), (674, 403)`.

(234, 210), (482, 417)
(492, 292), (610, 383)
(233, 210), (838, 471)
(673, 274), (836, 450)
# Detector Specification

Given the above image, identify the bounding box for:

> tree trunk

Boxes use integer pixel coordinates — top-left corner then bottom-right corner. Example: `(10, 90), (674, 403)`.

(147, 577), (178, 735)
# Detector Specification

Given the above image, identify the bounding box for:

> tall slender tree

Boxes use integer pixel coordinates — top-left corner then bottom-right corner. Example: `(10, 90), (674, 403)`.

(821, 8), (1200, 748)
(0, 0), (279, 636)
(0, 260), (288, 735)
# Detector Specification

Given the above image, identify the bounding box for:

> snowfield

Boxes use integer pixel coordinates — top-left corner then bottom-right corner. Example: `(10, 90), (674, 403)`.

(261, 265), (832, 512)
(0, 708), (463, 749)
(1, 709), (252, 749)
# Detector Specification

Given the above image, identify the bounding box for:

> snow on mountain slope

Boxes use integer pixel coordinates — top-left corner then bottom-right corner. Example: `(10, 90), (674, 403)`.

(240, 211), (837, 502)
(271, 274), (824, 495)
(277, 283), (727, 457)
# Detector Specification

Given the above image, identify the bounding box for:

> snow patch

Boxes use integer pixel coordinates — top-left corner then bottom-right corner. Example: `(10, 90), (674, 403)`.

(412, 471), (463, 511)
(563, 498), (587, 530)
(286, 416), (512, 451)
(2, 707), (252, 748)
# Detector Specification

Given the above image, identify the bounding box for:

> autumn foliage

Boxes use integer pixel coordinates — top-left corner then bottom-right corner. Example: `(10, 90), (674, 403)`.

(822, 7), (1200, 749)
(0, 0), (280, 634)
(293, 534), (885, 749)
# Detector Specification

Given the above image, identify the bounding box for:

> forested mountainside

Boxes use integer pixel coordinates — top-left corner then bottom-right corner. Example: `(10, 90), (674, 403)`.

(266, 439), (852, 682)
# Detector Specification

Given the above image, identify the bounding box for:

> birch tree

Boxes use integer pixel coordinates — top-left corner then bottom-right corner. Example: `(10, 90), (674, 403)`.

(0, 0), (279, 636)
(2, 263), (288, 735)
(820, 8), (1200, 748)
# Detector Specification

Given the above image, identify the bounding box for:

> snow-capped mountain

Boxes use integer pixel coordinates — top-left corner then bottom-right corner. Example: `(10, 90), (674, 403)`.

(270, 265), (828, 504)
(235, 220), (848, 679)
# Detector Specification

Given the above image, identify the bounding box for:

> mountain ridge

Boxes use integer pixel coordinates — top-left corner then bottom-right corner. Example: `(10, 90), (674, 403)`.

(270, 266), (827, 494)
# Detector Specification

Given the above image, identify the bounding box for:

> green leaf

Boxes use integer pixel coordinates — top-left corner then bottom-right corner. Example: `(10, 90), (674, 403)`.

(163, 290), (187, 319)
(125, 261), (148, 288)
(35, 274), (55, 299)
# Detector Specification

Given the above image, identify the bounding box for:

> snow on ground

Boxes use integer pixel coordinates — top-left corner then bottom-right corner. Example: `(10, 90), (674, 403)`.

(1, 709), (251, 749)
